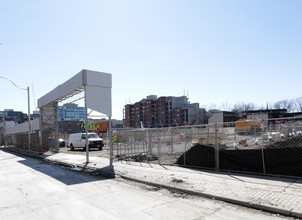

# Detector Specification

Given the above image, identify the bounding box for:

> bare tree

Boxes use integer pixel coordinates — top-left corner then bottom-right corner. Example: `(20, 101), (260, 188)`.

(232, 102), (257, 112)
(244, 102), (256, 111)
(208, 103), (217, 110)
(221, 102), (232, 111)
(273, 99), (295, 112)
(233, 102), (243, 112)
(295, 97), (302, 112)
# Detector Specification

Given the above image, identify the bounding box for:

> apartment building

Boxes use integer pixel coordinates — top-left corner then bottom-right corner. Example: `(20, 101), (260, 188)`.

(134, 101), (143, 128)
(144, 98), (157, 128)
(124, 95), (206, 128)
(124, 104), (134, 127)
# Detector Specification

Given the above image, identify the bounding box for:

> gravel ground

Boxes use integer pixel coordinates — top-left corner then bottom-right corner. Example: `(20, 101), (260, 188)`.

(59, 145), (111, 158)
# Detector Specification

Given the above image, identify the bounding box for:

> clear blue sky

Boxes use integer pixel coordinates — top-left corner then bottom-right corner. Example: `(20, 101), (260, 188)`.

(1, 0), (301, 119)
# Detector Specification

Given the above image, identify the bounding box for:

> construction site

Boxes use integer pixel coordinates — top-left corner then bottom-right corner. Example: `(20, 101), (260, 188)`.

(1, 70), (302, 179)
(112, 117), (302, 178)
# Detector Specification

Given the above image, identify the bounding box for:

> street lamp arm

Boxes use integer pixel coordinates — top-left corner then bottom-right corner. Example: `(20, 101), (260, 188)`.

(0, 76), (27, 90)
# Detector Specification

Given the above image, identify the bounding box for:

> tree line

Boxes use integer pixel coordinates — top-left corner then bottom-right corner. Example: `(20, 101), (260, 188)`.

(206, 97), (302, 113)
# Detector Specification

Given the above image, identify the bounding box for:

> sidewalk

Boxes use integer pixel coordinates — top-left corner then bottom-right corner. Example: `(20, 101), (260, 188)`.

(3, 147), (302, 218)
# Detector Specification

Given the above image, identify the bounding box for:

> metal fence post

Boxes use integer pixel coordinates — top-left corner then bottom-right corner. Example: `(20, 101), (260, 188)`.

(184, 127), (188, 166)
(116, 141), (119, 156)
(125, 131), (128, 160)
(234, 125), (237, 145)
(215, 123), (219, 171)
(207, 125), (210, 145)
(157, 132), (160, 165)
(147, 130), (152, 156)
(261, 120), (266, 174)
(130, 134), (133, 156)
(125, 142), (127, 160)
(171, 128), (174, 154)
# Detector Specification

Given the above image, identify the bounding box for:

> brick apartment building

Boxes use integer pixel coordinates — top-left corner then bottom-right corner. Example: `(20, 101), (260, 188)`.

(124, 104), (134, 127)
(124, 95), (206, 128)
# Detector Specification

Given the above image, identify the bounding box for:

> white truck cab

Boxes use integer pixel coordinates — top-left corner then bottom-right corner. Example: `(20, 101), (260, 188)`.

(68, 133), (104, 151)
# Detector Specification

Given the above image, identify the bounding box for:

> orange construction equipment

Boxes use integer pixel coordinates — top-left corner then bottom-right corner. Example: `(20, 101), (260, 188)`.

(235, 119), (261, 134)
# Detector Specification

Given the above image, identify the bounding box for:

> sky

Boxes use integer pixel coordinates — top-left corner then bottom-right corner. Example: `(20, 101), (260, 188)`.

(0, 0), (302, 120)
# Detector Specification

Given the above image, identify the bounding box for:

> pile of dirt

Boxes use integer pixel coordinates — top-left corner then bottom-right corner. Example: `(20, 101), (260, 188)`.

(176, 143), (302, 177)
(219, 148), (264, 173)
(176, 144), (215, 168)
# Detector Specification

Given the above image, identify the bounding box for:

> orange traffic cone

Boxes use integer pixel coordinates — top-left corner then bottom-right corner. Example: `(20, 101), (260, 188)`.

(38, 145), (43, 155)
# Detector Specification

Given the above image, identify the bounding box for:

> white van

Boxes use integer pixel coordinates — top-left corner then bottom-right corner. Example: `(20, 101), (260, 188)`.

(68, 133), (104, 151)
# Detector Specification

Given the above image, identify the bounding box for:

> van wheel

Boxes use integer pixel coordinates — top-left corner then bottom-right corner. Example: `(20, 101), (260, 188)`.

(99, 147), (103, 151)
(70, 144), (74, 151)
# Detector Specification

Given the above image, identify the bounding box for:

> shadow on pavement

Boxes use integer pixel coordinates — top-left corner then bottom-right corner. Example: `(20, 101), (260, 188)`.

(2, 148), (115, 186)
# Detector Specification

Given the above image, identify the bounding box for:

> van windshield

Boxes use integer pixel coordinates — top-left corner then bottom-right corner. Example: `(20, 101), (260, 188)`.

(88, 134), (99, 139)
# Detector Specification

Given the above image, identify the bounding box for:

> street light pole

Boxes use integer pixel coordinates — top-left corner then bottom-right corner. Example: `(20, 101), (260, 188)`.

(0, 76), (31, 150)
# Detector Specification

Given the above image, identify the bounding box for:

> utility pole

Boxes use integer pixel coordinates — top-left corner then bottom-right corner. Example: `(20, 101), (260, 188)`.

(109, 116), (113, 166)
(84, 85), (89, 163)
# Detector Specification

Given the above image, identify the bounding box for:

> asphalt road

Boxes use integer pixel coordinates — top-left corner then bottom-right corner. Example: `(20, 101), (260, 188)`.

(0, 150), (294, 220)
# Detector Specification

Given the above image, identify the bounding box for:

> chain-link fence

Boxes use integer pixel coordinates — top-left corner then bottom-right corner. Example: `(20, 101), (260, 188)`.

(6, 131), (50, 153)
(113, 117), (302, 178)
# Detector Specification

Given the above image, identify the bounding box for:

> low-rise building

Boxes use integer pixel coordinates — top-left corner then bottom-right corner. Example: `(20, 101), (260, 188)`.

(242, 109), (288, 119)
(208, 111), (239, 124)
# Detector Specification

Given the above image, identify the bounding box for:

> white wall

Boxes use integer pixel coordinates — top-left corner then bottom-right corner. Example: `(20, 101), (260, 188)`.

(5, 118), (40, 135)
(208, 112), (224, 124)
(0, 121), (15, 129)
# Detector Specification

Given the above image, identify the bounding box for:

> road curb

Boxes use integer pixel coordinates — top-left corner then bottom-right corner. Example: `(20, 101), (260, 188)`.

(1, 147), (46, 160)
(118, 175), (299, 219)
(291, 209), (302, 219)
(43, 158), (115, 178)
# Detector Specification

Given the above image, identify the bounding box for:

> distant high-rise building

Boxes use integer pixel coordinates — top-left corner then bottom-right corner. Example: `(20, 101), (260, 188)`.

(58, 103), (85, 120)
